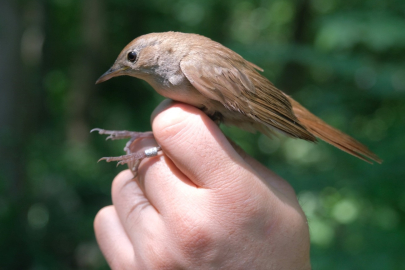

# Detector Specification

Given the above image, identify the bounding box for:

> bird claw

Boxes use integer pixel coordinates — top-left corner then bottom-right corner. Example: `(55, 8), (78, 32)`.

(90, 128), (153, 141)
(92, 128), (161, 176)
(97, 152), (152, 177)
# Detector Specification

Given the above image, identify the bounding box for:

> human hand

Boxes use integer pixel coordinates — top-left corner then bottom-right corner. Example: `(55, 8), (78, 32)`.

(94, 99), (311, 269)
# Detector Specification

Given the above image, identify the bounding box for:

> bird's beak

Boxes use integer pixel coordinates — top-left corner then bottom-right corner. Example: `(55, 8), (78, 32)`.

(96, 66), (128, 84)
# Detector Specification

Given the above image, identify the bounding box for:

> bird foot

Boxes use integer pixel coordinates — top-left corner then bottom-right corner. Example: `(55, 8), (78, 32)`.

(91, 128), (153, 142)
(91, 128), (161, 177)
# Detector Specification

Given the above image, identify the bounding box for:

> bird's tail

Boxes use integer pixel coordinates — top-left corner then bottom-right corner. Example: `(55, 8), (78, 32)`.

(286, 95), (382, 164)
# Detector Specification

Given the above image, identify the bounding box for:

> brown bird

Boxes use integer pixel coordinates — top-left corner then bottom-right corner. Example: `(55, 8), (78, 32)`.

(92, 32), (381, 175)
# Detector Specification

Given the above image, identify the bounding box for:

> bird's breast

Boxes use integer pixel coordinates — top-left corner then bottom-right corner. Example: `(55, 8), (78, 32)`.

(145, 72), (211, 109)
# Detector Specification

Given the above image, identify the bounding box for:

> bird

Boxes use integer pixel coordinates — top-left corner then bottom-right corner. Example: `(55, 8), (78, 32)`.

(92, 31), (381, 175)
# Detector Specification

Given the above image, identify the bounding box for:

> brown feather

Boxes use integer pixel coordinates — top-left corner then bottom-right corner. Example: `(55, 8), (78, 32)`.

(180, 47), (316, 142)
(99, 31), (381, 164)
(286, 95), (382, 163)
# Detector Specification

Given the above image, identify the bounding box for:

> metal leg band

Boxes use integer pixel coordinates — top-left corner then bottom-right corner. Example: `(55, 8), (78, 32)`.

(144, 147), (161, 157)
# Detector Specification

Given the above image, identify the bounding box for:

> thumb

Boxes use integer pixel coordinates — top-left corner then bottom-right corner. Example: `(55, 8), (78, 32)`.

(151, 99), (250, 188)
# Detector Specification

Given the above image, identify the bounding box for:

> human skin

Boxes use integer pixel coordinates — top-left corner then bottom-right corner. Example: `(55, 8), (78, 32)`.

(94, 99), (311, 269)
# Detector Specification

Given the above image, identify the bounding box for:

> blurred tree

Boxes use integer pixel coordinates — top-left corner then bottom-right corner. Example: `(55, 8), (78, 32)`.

(0, 0), (404, 269)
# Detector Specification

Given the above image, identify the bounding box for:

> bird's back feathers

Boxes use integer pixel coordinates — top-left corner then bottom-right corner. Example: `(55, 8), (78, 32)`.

(180, 42), (316, 142)
(178, 33), (380, 163)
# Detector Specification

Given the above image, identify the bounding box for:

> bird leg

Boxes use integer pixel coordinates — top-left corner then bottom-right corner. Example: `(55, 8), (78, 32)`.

(91, 128), (161, 177)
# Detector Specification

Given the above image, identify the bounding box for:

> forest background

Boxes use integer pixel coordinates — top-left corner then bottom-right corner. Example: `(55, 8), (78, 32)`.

(1, 0), (404, 269)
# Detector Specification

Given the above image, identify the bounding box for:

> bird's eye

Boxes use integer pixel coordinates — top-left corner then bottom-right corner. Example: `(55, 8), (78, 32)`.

(127, 51), (137, 62)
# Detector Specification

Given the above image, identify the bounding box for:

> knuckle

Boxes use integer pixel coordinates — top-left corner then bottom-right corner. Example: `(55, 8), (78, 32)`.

(93, 206), (113, 229)
(124, 196), (150, 225)
(111, 170), (134, 197)
(153, 105), (201, 143)
(175, 216), (216, 259)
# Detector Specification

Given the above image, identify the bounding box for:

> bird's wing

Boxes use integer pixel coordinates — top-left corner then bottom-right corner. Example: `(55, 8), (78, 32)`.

(180, 51), (316, 141)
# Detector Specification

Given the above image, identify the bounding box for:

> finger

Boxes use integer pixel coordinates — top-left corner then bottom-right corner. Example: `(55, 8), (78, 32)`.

(151, 100), (251, 188)
(111, 170), (163, 246)
(127, 134), (202, 217)
(126, 134), (195, 190)
(138, 151), (207, 217)
(94, 206), (136, 269)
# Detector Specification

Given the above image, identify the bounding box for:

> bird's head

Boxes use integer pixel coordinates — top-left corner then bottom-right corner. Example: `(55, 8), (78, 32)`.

(96, 33), (166, 84)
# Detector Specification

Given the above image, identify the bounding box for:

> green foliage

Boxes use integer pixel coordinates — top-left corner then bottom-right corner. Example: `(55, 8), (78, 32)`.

(1, 0), (404, 269)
